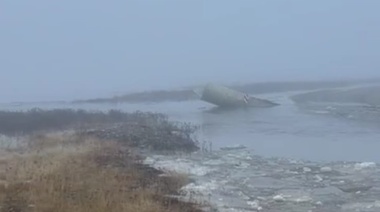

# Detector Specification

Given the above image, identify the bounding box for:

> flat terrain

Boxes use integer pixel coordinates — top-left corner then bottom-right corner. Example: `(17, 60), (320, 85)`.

(291, 85), (380, 106)
(74, 79), (380, 104)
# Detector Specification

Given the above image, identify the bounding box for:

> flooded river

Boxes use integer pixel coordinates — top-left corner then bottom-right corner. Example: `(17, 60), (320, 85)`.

(143, 91), (380, 212)
(2, 90), (380, 211)
(4, 90), (379, 162)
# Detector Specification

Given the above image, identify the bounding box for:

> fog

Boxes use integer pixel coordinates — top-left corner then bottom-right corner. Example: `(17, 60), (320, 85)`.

(1, 0), (379, 102)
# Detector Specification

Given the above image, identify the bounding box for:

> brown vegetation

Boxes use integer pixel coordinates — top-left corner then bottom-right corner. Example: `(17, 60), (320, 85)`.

(0, 134), (202, 212)
(0, 109), (131, 135)
(0, 110), (199, 153)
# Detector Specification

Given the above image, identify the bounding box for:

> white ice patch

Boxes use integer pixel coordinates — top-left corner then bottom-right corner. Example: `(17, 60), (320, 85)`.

(143, 156), (156, 165)
(181, 180), (219, 196)
(312, 110), (330, 114)
(144, 156), (215, 176)
(341, 201), (380, 211)
(354, 162), (376, 170)
(247, 200), (262, 211)
(144, 150), (380, 212)
(273, 194), (286, 202)
(272, 190), (313, 203)
(320, 166), (333, 173)
(202, 159), (224, 166)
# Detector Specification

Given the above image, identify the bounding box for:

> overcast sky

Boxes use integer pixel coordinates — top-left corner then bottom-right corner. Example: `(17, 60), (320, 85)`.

(1, 0), (379, 102)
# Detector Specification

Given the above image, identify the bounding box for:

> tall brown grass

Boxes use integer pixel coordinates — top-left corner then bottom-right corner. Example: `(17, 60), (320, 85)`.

(0, 134), (201, 212)
(0, 109), (199, 152)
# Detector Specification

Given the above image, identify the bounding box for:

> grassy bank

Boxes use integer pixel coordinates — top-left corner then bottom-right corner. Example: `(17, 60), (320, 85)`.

(0, 109), (203, 211)
(0, 109), (198, 152)
(0, 109), (133, 135)
(0, 134), (202, 212)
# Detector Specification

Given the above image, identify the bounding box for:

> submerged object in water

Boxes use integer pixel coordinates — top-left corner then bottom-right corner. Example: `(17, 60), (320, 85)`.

(198, 83), (279, 108)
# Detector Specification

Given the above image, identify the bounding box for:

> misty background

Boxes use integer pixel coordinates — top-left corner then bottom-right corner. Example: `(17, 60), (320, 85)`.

(1, 0), (379, 102)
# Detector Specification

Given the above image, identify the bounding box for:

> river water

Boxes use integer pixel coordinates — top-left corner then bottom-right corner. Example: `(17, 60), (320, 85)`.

(4, 90), (378, 162)
(2, 90), (380, 211)
(197, 91), (380, 163)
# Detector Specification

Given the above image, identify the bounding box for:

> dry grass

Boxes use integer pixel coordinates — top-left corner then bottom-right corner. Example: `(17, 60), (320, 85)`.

(0, 134), (201, 212)
(0, 109), (199, 153)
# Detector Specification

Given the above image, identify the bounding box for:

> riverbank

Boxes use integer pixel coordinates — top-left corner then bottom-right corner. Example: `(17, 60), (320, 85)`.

(74, 79), (379, 104)
(291, 85), (380, 106)
(2, 95), (380, 211)
(0, 110), (205, 212)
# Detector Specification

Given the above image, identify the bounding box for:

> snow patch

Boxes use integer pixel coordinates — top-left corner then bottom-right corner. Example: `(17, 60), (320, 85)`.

(341, 201), (380, 211)
(354, 162), (376, 170)
(144, 157), (215, 176)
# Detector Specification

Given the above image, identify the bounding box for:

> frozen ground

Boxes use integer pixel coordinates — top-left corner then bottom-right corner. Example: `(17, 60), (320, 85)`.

(144, 148), (380, 212)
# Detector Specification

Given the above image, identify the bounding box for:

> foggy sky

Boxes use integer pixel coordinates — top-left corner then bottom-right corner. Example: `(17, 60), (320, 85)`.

(1, 0), (379, 102)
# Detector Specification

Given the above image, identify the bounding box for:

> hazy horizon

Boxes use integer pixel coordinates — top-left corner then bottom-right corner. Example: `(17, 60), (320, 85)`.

(1, 0), (380, 102)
